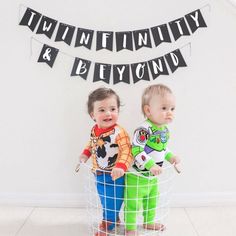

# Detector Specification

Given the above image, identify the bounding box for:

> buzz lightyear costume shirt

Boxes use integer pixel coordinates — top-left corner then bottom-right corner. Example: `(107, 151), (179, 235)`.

(124, 119), (173, 230)
(131, 119), (173, 174)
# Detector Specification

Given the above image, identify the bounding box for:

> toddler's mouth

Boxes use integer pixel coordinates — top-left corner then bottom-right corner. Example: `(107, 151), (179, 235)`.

(103, 118), (112, 122)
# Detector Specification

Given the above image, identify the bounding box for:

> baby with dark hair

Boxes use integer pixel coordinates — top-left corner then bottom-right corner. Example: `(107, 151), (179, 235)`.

(76, 87), (133, 236)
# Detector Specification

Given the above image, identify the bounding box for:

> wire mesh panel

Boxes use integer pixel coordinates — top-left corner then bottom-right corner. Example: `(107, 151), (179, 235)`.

(81, 162), (177, 236)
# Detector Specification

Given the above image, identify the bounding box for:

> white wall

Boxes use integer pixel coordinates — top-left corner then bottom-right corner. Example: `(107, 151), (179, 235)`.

(1, 0), (236, 207)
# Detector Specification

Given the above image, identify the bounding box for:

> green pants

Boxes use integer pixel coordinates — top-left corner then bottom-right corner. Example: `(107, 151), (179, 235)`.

(124, 173), (159, 230)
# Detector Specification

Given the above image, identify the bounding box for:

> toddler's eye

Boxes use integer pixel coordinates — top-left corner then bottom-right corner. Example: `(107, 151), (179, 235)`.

(162, 107), (166, 110)
(99, 109), (105, 112)
(171, 107), (175, 111)
(111, 108), (117, 111)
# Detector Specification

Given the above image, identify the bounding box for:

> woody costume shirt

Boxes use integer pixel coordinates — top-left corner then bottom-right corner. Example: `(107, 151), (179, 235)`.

(82, 123), (133, 230)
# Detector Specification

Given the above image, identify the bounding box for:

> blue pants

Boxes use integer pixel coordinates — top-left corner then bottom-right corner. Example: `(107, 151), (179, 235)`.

(95, 173), (125, 230)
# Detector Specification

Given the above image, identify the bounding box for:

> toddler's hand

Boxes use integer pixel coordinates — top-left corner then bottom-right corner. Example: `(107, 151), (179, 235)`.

(80, 154), (89, 163)
(169, 156), (181, 173)
(75, 154), (89, 172)
(150, 165), (162, 176)
(169, 155), (180, 165)
(111, 167), (125, 181)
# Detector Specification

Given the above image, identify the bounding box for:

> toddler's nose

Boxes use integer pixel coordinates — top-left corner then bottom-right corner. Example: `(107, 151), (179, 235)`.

(105, 110), (111, 116)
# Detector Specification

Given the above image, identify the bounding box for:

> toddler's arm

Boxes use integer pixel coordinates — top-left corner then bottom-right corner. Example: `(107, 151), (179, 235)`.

(132, 126), (154, 170)
(79, 154), (89, 163)
(114, 128), (133, 171)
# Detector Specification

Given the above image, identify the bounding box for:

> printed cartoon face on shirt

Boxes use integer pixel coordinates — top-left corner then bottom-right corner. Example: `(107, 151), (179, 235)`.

(133, 125), (170, 155)
(137, 128), (149, 144)
(95, 135), (118, 169)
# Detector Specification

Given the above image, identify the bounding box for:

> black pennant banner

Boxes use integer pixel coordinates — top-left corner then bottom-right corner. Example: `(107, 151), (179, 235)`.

(185, 9), (207, 33)
(133, 29), (152, 50)
(20, 6), (208, 50)
(131, 62), (150, 84)
(55, 23), (75, 45)
(71, 57), (91, 80)
(113, 64), (130, 84)
(75, 28), (94, 49)
(165, 48), (187, 73)
(36, 15), (58, 39)
(116, 31), (133, 51)
(34, 37), (189, 83)
(169, 17), (190, 41)
(96, 31), (113, 51)
(151, 24), (171, 47)
(37, 44), (59, 68)
(19, 8), (41, 32)
(148, 56), (169, 79)
(93, 63), (112, 83)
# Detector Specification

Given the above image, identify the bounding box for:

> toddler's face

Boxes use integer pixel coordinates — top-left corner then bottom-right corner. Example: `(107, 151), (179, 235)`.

(91, 95), (119, 129)
(145, 93), (176, 126)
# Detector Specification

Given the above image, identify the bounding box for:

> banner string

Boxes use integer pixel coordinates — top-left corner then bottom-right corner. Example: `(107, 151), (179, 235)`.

(30, 36), (75, 59)
(227, 0), (236, 9)
(201, 3), (211, 12)
(180, 42), (191, 57)
(30, 36), (191, 65)
(30, 36), (87, 61)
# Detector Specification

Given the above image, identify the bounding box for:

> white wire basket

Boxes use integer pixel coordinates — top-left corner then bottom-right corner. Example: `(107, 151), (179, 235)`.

(80, 162), (178, 236)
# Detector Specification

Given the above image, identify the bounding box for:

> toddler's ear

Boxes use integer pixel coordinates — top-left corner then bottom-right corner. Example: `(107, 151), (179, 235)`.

(90, 113), (96, 122)
(144, 105), (150, 116)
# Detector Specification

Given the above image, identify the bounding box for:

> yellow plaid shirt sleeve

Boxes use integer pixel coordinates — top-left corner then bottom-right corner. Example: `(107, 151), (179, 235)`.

(115, 127), (133, 170)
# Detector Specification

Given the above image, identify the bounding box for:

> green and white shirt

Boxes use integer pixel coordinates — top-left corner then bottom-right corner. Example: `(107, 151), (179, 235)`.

(131, 119), (173, 175)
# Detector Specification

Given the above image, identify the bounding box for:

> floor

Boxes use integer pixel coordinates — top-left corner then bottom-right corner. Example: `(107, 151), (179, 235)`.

(0, 206), (235, 236)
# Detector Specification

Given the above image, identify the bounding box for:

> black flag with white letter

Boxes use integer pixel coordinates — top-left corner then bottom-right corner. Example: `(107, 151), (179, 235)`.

(148, 56), (169, 79)
(36, 15), (57, 39)
(115, 32), (133, 51)
(55, 23), (75, 46)
(71, 57), (91, 80)
(169, 17), (190, 41)
(37, 44), (59, 68)
(131, 62), (150, 83)
(165, 49), (187, 73)
(75, 28), (94, 49)
(113, 64), (130, 84)
(151, 24), (171, 47)
(133, 29), (152, 50)
(185, 9), (207, 34)
(93, 63), (111, 83)
(19, 8), (41, 32)
(96, 31), (113, 51)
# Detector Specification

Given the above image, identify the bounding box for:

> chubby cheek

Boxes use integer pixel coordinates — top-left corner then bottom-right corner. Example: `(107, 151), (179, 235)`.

(111, 113), (118, 122)
(93, 113), (104, 122)
(159, 113), (167, 121)
(98, 114), (106, 121)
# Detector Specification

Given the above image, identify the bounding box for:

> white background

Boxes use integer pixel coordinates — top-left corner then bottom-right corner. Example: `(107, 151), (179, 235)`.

(0, 0), (236, 207)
